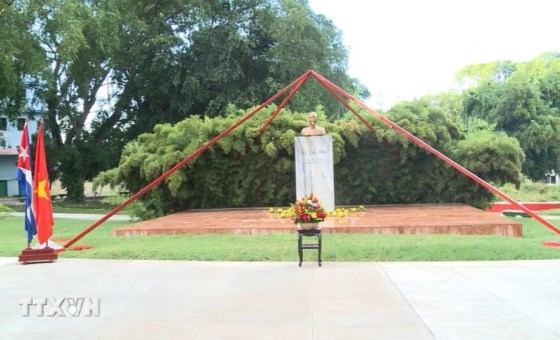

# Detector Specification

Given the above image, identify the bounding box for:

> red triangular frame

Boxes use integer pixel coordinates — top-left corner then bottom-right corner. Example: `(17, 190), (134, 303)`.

(63, 70), (560, 251)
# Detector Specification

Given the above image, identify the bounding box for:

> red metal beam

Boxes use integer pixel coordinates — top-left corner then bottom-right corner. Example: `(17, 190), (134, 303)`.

(257, 71), (311, 136)
(309, 70), (560, 236)
(489, 202), (560, 213)
(309, 76), (377, 134)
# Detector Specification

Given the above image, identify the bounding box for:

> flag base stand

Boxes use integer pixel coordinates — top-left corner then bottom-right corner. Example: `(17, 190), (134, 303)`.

(18, 247), (58, 264)
(543, 241), (560, 248)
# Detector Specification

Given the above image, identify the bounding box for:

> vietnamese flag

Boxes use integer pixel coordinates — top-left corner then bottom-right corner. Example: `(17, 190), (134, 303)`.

(33, 121), (54, 245)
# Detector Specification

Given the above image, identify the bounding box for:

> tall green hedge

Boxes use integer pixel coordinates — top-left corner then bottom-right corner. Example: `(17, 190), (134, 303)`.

(94, 103), (524, 219)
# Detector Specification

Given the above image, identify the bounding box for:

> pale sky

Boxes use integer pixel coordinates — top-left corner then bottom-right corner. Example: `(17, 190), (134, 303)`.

(308, 0), (560, 110)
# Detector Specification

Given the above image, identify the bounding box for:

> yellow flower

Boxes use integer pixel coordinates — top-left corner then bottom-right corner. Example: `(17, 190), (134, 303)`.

(269, 207), (274, 213)
(277, 208), (283, 213)
(311, 212), (317, 219)
(351, 207), (357, 212)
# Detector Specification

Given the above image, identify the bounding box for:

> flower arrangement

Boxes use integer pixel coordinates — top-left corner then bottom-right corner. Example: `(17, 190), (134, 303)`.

(291, 193), (328, 224)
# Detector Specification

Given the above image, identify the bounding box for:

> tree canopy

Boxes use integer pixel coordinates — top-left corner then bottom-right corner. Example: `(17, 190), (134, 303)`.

(1, 0), (369, 200)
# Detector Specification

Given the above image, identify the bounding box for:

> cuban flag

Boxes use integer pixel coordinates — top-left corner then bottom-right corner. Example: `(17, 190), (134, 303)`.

(16, 121), (37, 244)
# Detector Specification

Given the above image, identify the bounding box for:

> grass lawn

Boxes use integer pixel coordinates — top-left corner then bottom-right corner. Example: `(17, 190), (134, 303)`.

(538, 209), (560, 216)
(2, 215), (560, 261)
(0, 199), (132, 215)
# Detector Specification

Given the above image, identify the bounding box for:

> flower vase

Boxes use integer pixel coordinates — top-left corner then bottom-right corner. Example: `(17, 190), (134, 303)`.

(299, 222), (319, 230)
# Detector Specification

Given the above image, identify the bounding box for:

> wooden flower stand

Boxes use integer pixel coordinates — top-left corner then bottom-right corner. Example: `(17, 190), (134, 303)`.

(297, 227), (322, 267)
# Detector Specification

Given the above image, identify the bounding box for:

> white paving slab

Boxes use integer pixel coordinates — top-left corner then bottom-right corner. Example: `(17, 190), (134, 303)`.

(1, 258), (560, 339)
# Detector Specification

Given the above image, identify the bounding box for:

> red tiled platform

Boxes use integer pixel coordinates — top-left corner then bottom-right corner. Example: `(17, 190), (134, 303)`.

(113, 204), (522, 237)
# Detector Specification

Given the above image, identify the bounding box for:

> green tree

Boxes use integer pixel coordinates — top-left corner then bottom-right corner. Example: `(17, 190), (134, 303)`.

(0, 1), (45, 116)
(461, 53), (560, 179)
(456, 60), (517, 87)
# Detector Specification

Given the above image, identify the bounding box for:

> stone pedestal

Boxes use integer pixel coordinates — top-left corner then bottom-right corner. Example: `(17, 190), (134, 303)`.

(295, 135), (335, 211)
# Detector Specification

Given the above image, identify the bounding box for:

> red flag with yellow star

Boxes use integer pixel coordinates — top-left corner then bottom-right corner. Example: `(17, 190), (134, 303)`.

(33, 121), (53, 245)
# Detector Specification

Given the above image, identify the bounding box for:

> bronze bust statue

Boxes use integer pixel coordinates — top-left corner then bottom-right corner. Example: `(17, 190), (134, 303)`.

(301, 112), (326, 136)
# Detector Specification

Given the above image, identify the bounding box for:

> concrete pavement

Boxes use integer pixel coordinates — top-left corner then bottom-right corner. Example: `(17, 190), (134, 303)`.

(1, 258), (560, 339)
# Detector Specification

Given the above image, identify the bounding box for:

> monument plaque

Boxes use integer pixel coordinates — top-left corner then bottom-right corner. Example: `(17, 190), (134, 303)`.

(295, 135), (335, 211)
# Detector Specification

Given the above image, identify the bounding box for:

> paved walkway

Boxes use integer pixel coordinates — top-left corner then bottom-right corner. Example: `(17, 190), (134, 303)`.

(1, 258), (560, 339)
